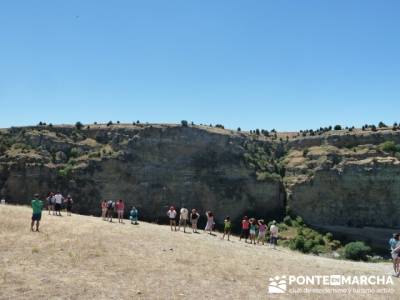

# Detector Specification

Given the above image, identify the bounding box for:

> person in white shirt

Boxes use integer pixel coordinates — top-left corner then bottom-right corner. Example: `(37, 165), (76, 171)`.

(54, 192), (64, 216)
(179, 207), (189, 233)
(269, 220), (279, 249)
(167, 206), (177, 231)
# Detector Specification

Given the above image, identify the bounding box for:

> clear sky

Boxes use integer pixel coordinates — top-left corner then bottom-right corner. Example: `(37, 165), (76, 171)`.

(0, 0), (399, 131)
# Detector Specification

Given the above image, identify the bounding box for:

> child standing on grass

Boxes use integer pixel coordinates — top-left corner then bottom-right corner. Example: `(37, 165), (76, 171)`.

(130, 206), (139, 225)
(239, 216), (250, 243)
(249, 218), (257, 245)
(31, 194), (43, 232)
(257, 219), (267, 245)
(222, 216), (232, 241)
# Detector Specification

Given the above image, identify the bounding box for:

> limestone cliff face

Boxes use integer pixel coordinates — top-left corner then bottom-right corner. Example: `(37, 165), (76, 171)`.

(283, 142), (400, 230)
(0, 125), (284, 226)
(2, 124), (400, 239)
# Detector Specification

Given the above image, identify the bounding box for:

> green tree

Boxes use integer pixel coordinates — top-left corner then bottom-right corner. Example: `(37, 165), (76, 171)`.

(75, 121), (83, 130)
(334, 125), (342, 130)
(378, 121), (387, 128)
(343, 241), (371, 261)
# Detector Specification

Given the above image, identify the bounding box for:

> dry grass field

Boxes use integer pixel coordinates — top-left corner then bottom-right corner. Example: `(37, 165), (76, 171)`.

(0, 205), (399, 300)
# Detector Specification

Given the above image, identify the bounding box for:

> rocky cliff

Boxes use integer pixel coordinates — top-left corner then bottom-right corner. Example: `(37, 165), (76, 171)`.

(0, 124), (285, 227)
(1, 123), (400, 243)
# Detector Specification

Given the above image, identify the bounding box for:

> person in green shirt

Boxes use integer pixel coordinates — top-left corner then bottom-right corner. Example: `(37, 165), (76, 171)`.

(222, 216), (232, 241)
(31, 194), (43, 232)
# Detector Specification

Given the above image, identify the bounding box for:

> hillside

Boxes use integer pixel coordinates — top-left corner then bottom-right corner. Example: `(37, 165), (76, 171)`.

(1, 123), (400, 251)
(0, 205), (398, 300)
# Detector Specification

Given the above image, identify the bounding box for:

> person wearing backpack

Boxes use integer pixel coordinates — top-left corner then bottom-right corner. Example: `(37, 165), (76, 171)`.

(190, 209), (200, 233)
(107, 200), (114, 222)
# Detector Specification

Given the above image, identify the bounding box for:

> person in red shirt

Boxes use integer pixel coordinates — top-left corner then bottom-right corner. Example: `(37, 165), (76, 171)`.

(116, 199), (125, 223)
(239, 216), (250, 243)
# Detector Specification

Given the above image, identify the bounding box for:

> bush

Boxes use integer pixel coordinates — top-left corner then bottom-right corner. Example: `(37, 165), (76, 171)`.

(311, 245), (326, 255)
(304, 239), (317, 253)
(314, 235), (325, 245)
(283, 216), (292, 226)
(343, 241), (371, 261)
(294, 216), (304, 227)
(237, 127), (241, 132)
(107, 121), (113, 126)
(330, 240), (342, 250)
(289, 236), (305, 252)
(379, 141), (400, 153)
(325, 232), (333, 241)
(181, 120), (188, 127)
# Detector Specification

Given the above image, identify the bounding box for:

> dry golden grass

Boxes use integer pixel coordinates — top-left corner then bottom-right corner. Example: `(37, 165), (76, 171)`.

(0, 205), (399, 300)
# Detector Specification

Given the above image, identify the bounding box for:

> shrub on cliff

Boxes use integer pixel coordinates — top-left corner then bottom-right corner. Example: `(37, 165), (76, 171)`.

(343, 241), (371, 261)
(181, 120), (188, 127)
(283, 216), (292, 226)
(325, 232), (333, 241)
(256, 171), (280, 182)
(379, 141), (400, 154)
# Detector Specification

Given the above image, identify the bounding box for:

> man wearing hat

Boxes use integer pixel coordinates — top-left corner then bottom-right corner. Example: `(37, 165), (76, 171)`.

(31, 193), (43, 232)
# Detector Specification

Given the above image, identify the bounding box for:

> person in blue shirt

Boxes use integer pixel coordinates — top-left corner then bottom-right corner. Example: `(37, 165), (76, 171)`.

(390, 233), (400, 276)
(130, 206), (138, 225)
(389, 233), (398, 251)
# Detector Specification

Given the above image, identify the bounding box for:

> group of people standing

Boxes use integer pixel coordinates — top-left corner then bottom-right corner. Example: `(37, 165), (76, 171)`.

(100, 199), (139, 225)
(46, 192), (73, 216)
(238, 216), (278, 248)
(166, 206), (279, 247)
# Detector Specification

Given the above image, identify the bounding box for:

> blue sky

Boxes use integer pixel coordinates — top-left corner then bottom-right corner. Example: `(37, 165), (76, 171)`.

(0, 0), (399, 131)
